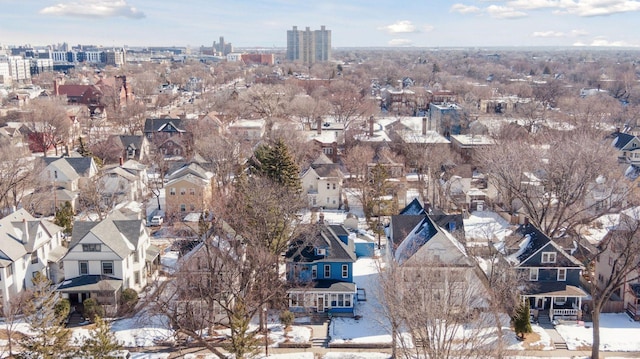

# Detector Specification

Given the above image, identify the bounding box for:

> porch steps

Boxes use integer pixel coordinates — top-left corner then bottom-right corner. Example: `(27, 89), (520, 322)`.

(66, 311), (86, 328)
(311, 337), (329, 348)
(554, 341), (569, 350)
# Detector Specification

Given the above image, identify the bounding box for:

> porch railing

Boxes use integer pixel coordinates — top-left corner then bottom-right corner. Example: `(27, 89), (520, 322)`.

(553, 308), (578, 317)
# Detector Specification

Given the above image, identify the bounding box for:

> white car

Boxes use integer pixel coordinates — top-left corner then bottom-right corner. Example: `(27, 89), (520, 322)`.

(149, 215), (163, 226)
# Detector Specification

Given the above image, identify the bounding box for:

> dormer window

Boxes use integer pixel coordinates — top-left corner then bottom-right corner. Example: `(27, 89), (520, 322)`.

(82, 244), (101, 252)
(541, 252), (556, 264)
(316, 248), (326, 256)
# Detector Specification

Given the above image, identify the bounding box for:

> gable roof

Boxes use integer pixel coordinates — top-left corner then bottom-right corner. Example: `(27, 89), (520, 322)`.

(399, 198), (425, 215)
(507, 224), (583, 267)
(0, 209), (60, 267)
(43, 156), (96, 177)
(70, 212), (141, 259)
(166, 162), (210, 181)
(144, 118), (185, 133)
(286, 224), (356, 264)
(394, 215), (469, 266)
(612, 132), (636, 150)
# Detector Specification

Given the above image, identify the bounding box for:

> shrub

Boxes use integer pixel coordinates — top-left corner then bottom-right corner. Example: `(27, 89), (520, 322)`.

(54, 298), (71, 321)
(83, 298), (105, 322)
(119, 288), (139, 315)
(512, 302), (533, 339)
(279, 310), (295, 328)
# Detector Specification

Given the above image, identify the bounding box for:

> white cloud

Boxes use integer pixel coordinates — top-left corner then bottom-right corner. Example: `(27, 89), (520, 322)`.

(559, 0), (640, 17)
(450, 3), (481, 14)
(532, 31), (565, 37)
(506, 0), (558, 10)
(573, 36), (638, 47)
(388, 39), (414, 46)
(570, 29), (589, 36)
(422, 25), (435, 32)
(486, 4), (528, 18)
(378, 20), (418, 34)
(40, 0), (145, 19)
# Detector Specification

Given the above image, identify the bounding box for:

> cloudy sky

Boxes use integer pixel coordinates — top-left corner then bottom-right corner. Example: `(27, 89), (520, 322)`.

(1, 0), (640, 48)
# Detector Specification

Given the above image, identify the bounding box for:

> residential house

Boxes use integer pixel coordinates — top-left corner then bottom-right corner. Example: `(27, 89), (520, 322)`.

(504, 223), (587, 321)
(285, 224), (357, 316)
(58, 211), (160, 307)
(305, 117), (342, 162)
(0, 209), (66, 311)
(98, 164), (145, 205)
(300, 153), (345, 210)
(450, 134), (494, 163)
(25, 155), (98, 215)
(144, 117), (193, 159)
(592, 207), (640, 320)
(165, 163), (212, 222)
(380, 86), (417, 115)
(428, 103), (463, 136)
(227, 118), (266, 142)
(611, 131), (640, 164)
(389, 207), (490, 312)
(109, 135), (150, 162)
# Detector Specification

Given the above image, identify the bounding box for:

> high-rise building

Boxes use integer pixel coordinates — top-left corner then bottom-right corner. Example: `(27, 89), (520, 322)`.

(286, 25), (331, 63)
(212, 36), (233, 56)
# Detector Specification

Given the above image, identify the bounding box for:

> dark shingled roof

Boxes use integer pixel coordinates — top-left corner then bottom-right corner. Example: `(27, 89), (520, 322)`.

(286, 224), (356, 264)
(43, 157), (95, 177)
(399, 198), (425, 215)
(143, 118), (185, 133)
(514, 224), (550, 263)
(612, 132), (635, 150)
(389, 215), (425, 252)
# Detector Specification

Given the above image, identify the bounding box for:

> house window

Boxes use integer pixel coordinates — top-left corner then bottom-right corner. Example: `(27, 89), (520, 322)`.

(170, 188), (176, 196)
(79, 261), (88, 275)
(133, 250), (139, 263)
(558, 268), (567, 281)
(312, 266), (317, 279)
(189, 188), (195, 195)
(333, 183), (336, 190)
(101, 261), (114, 275)
(345, 294), (352, 307)
(7, 263), (13, 276)
(529, 268), (538, 281)
(180, 188), (186, 195)
(82, 244), (101, 252)
(541, 252), (556, 263)
(324, 265), (330, 278)
(554, 297), (567, 305)
(134, 271), (140, 285)
(326, 197), (330, 204)
(30, 252), (38, 264)
(327, 183), (330, 190)
(342, 264), (348, 278)
(180, 204), (186, 212)
(54, 170), (58, 179)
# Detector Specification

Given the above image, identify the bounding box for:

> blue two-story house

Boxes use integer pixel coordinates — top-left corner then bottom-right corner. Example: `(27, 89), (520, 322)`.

(285, 224), (357, 316)
(506, 223), (587, 321)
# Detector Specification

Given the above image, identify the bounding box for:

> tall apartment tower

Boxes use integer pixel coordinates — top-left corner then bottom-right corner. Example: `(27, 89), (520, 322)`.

(286, 25), (331, 63)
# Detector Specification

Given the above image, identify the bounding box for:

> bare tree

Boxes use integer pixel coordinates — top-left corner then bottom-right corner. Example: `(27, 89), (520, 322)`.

(479, 128), (630, 238)
(378, 259), (506, 359)
(23, 97), (71, 155)
(149, 217), (286, 359)
(0, 142), (41, 216)
(325, 79), (375, 131)
(578, 208), (640, 359)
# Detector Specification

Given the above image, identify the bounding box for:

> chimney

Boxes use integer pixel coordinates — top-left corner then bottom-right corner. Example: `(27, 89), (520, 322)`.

(22, 218), (29, 244)
(369, 116), (374, 137)
(316, 117), (322, 135)
(319, 211), (325, 224)
(119, 157), (124, 166)
(422, 117), (427, 135)
(523, 217), (529, 226)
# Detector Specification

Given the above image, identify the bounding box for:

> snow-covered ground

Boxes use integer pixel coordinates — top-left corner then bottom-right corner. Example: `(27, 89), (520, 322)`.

(555, 313), (640, 351)
(330, 257), (392, 344)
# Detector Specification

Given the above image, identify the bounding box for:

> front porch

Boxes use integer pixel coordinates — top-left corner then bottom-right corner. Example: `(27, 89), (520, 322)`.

(626, 284), (640, 321)
(57, 274), (123, 314)
(287, 280), (356, 317)
(525, 283), (587, 322)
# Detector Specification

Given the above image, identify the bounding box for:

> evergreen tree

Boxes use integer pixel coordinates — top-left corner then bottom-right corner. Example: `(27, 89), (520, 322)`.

(79, 316), (123, 358)
(513, 302), (533, 339)
(19, 273), (72, 359)
(54, 201), (74, 236)
(224, 300), (260, 359)
(249, 139), (301, 192)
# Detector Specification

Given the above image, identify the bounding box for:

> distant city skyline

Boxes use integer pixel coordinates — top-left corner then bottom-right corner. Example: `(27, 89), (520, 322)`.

(2, 0), (640, 49)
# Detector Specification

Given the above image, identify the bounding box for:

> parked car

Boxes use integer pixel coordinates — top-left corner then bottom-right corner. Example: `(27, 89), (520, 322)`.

(149, 215), (163, 226)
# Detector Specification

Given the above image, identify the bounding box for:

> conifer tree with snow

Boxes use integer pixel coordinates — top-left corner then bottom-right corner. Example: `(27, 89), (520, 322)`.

(513, 302), (532, 339)
(19, 273), (72, 359)
(78, 316), (123, 358)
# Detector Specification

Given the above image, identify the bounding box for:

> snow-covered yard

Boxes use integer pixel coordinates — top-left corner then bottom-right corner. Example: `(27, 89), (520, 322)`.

(555, 313), (640, 351)
(463, 210), (513, 244)
(329, 257), (392, 344)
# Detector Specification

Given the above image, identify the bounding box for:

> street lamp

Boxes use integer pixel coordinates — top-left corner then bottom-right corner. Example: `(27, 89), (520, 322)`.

(263, 306), (268, 356)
